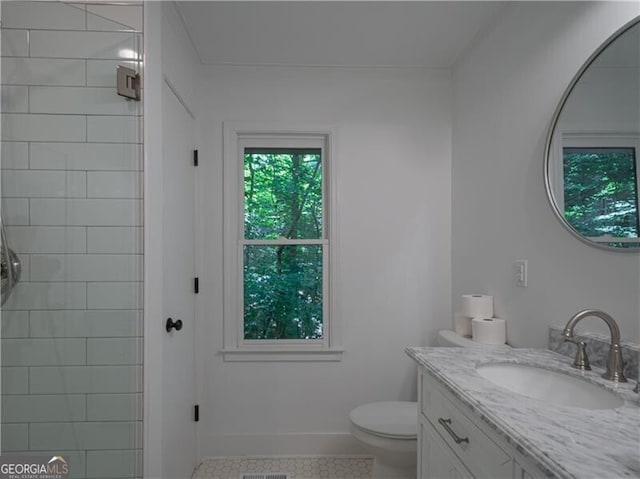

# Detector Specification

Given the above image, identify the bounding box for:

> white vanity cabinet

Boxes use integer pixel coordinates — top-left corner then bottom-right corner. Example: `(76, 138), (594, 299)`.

(418, 370), (547, 479)
(420, 421), (472, 478)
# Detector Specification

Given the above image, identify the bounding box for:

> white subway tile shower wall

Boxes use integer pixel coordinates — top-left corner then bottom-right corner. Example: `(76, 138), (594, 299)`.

(1, 3), (143, 479)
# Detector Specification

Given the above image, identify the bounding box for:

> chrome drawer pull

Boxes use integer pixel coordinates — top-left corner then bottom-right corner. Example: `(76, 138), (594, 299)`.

(438, 417), (469, 444)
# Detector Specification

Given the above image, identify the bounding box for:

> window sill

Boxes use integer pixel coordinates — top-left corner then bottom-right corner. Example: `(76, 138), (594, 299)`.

(220, 347), (344, 362)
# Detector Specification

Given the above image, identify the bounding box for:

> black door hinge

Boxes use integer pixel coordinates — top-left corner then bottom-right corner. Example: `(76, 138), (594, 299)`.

(194, 404), (200, 422)
(193, 149), (199, 167)
(194, 277), (199, 294)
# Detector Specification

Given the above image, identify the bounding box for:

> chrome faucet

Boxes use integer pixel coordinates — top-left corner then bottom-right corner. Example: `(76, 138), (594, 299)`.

(562, 309), (627, 383)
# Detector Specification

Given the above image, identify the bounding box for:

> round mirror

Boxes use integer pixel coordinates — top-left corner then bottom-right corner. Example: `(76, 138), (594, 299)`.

(545, 18), (640, 251)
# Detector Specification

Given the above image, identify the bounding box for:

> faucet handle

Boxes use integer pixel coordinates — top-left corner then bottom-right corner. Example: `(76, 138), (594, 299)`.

(564, 339), (591, 371)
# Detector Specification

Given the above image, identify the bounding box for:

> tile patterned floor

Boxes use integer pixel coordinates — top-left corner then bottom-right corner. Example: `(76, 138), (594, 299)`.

(192, 455), (374, 479)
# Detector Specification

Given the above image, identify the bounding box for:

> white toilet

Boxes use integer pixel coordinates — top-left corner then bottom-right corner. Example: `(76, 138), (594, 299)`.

(349, 330), (510, 478)
(349, 400), (417, 477)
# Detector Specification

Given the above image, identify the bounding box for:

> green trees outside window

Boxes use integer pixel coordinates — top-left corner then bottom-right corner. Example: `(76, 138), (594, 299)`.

(243, 149), (324, 340)
(563, 147), (640, 243)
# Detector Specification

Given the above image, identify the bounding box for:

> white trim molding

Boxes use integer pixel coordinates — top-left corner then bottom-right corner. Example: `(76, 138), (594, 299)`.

(143, 3), (163, 478)
(202, 432), (365, 457)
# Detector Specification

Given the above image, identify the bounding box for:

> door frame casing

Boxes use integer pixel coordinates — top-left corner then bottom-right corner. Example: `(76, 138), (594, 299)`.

(143, 3), (164, 477)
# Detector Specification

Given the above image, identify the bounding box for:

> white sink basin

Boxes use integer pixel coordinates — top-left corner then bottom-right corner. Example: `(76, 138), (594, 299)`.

(476, 363), (624, 410)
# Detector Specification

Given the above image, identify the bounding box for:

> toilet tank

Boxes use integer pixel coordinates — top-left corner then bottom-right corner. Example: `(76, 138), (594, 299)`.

(437, 330), (511, 348)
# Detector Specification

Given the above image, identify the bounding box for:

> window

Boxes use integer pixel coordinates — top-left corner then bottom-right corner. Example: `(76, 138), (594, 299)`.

(243, 146), (324, 340)
(559, 135), (640, 247)
(222, 124), (341, 361)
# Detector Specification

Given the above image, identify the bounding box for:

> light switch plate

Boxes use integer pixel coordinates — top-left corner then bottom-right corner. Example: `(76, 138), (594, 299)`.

(514, 259), (528, 287)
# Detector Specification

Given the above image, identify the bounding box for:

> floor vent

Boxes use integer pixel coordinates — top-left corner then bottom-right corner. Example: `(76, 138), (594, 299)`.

(240, 475), (288, 479)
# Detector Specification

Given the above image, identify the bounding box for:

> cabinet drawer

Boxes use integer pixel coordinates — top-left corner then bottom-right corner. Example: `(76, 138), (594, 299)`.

(421, 372), (512, 479)
(420, 419), (473, 479)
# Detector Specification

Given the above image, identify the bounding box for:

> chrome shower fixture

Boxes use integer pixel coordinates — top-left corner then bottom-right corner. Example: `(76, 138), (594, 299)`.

(1, 221), (21, 305)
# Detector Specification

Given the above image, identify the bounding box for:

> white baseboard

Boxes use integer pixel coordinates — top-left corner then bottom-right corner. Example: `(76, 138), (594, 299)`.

(199, 432), (367, 457)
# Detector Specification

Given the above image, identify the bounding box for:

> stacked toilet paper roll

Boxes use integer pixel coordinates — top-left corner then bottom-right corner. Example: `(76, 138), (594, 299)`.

(461, 294), (494, 318)
(471, 317), (506, 345)
(454, 294), (505, 344)
(454, 294), (495, 337)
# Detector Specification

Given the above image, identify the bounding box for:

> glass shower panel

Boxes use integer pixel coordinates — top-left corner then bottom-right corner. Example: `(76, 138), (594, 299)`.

(0, 2), (143, 478)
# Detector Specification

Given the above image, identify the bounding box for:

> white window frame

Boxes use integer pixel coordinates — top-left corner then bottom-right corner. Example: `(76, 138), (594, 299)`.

(221, 122), (342, 361)
(552, 131), (640, 243)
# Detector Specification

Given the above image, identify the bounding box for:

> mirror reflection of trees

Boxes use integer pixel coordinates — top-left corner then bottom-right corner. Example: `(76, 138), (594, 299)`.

(563, 147), (640, 243)
(243, 150), (324, 339)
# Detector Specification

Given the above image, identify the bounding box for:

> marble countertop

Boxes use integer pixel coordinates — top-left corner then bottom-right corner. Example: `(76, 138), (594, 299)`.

(406, 347), (640, 479)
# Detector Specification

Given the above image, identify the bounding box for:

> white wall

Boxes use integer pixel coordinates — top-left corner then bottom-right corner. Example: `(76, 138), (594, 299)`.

(160, 2), (199, 114)
(196, 66), (452, 454)
(452, 1), (640, 348)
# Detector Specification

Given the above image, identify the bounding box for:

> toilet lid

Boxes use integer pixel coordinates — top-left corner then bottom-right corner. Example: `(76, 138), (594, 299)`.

(349, 401), (417, 439)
